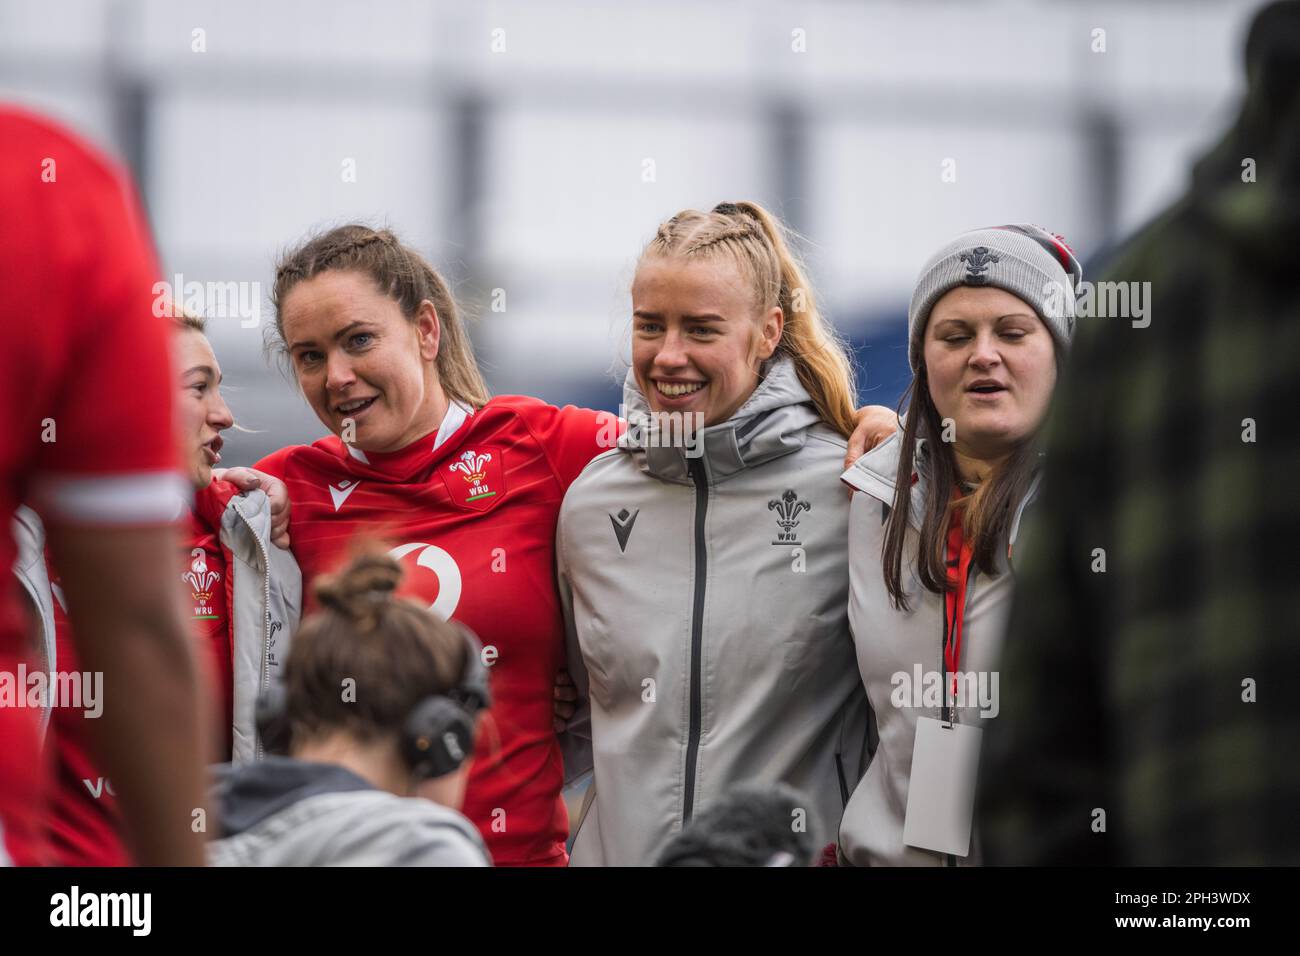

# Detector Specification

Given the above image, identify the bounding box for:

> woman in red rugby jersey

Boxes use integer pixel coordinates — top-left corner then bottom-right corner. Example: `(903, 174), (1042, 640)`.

(243, 224), (894, 866)
(27, 311), (300, 865)
(249, 227), (612, 866)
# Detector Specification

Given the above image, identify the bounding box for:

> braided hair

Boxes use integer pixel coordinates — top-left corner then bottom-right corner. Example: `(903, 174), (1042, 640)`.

(270, 224), (489, 409)
(639, 202), (859, 439)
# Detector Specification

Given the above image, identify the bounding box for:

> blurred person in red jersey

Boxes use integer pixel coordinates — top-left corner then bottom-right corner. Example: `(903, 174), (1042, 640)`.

(21, 309), (300, 865)
(0, 106), (206, 866)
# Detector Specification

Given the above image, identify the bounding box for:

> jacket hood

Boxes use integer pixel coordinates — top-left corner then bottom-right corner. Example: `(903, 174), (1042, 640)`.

(211, 757), (374, 838)
(840, 432), (1044, 553)
(1187, 0), (1300, 267)
(840, 432), (928, 532)
(619, 355), (824, 484)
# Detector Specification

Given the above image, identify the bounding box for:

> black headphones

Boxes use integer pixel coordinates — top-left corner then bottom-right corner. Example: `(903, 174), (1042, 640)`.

(255, 623), (491, 781)
(401, 625), (490, 780)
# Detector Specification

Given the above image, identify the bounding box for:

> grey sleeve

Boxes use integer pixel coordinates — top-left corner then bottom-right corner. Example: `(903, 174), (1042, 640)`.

(554, 508), (594, 787)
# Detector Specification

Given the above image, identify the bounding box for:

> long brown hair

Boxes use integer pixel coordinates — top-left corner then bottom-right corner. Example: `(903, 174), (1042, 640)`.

(270, 224), (490, 409)
(640, 201), (859, 438)
(881, 362), (1043, 612)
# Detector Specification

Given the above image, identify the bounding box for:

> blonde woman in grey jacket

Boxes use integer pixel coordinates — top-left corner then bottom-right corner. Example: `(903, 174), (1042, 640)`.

(838, 225), (1080, 866)
(557, 201), (871, 866)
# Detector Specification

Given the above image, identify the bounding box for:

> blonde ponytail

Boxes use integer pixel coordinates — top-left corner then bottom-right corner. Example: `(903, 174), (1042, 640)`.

(733, 202), (859, 439)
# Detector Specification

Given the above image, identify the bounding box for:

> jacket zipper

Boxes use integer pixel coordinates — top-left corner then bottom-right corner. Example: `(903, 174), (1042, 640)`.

(234, 500), (274, 761)
(682, 456), (709, 824)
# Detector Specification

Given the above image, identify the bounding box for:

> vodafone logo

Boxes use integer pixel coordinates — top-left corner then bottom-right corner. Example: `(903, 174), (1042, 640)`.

(388, 542), (462, 619)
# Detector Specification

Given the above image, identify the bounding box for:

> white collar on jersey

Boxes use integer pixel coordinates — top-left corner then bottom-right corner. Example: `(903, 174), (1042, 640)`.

(344, 399), (473, 465)
(433, 400), (472, 451)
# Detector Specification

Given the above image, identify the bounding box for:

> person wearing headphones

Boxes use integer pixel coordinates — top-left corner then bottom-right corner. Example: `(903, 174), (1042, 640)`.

(208, 550), (491, 866)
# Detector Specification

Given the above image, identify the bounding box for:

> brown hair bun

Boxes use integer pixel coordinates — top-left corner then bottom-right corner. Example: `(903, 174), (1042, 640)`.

(312, 552), (403, 633)
(285, 545), (470, 748)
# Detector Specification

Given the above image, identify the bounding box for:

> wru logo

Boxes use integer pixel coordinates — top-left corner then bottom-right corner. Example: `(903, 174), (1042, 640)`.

(182, 548), (219, 598)
(959, 246), (1000, 285)
(449, 449), (496, 502)
(768, 489), (810, 546)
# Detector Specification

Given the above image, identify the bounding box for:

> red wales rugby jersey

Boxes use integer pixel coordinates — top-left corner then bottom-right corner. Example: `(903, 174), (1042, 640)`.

(1, 108), (183, 865)
(256, 397), (616, 865)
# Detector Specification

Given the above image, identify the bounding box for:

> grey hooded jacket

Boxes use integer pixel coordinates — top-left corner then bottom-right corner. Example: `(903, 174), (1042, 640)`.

(11, 489), (301, 762)
(838, 433), (1040, 866)
(558, 357), (869, 866)
(207, 757), (490, 866)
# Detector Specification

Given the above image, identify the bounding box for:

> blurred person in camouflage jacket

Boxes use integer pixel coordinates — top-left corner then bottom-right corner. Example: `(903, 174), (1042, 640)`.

(979, 0), (1300, 865)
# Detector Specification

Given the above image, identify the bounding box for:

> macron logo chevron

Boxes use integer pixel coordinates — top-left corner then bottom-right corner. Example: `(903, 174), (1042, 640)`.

(609, 508), (639, 553)
(329, 480), (361, 512)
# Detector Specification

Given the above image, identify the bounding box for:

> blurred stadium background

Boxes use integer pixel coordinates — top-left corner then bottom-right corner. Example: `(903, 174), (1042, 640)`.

(0, 0), (1266, 463)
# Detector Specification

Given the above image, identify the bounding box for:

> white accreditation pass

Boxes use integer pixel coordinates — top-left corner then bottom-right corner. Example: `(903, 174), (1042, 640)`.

(903, 716), (983, 858)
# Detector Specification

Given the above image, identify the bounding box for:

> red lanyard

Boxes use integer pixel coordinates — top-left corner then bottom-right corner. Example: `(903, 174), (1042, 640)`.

(943, 500), (976, 708)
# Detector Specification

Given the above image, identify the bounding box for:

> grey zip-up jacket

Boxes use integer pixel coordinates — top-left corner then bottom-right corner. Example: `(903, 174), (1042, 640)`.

(217, 489), (303, 762)
(207, 757), (490, 866)
(838, 433), (1040, 866)
(11, 490), (301, 762)
(558, 357), (869, 866)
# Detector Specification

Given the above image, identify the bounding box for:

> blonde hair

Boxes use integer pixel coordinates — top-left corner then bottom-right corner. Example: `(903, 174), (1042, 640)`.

(270, 225), (490, 409)
(639, 201), (858, 438)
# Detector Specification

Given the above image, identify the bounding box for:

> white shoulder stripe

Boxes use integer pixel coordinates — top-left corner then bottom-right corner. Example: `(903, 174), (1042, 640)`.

(32, 471), (191, 525)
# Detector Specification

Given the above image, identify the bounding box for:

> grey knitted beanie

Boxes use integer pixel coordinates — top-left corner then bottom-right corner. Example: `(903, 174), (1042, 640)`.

(906, 224), (1082, 372)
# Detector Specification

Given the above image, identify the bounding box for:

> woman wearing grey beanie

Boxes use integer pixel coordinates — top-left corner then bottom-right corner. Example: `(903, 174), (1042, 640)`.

(838, 224), (1081, 866)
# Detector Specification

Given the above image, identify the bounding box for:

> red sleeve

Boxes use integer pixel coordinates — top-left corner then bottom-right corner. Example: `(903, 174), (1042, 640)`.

(511, 400), (623, 493)
(4, 109), (184, 527)
(193, 480), (238, 533)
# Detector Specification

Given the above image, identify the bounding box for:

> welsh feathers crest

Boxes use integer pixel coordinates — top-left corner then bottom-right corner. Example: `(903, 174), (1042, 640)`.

(182, 547), (221, 617)
(768, 489), (810, 546)
(449, 449), (492, 484)
(182, 547), (220, 597)
(446, 448), (498, 503)
(959, 246), (1001, 285)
